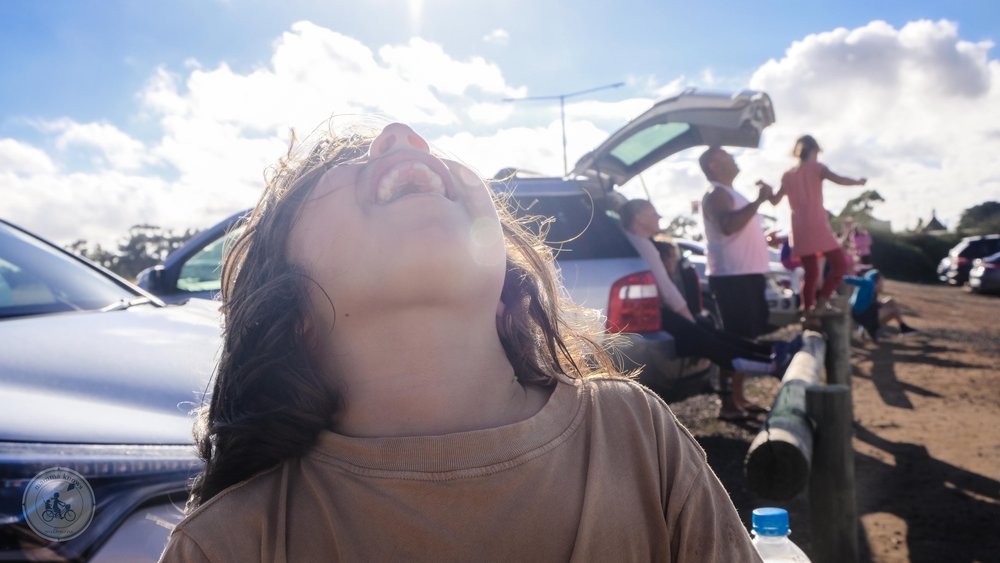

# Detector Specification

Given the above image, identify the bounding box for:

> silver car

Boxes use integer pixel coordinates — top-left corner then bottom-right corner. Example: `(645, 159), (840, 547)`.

(0, 219), (220, 561)
(969, 251), (1000, 293)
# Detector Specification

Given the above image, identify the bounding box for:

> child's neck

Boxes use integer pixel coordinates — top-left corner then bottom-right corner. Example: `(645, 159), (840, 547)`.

(319, 305), (551, 438)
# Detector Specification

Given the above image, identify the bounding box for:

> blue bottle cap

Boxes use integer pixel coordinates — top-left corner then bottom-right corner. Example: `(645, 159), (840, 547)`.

(752, 507), (790, 536)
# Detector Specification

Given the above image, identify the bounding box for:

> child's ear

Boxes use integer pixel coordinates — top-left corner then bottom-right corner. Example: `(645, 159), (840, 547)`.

(496, 299), (506, 317)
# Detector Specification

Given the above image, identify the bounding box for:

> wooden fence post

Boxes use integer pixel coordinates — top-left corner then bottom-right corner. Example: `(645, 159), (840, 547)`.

(822, 287), (852, 387)
(744, 331), (825, 500)
(806, 384), (859, 563)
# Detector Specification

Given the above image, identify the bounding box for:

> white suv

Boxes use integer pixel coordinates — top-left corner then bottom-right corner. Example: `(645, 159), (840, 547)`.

(497, 89), (776, 399)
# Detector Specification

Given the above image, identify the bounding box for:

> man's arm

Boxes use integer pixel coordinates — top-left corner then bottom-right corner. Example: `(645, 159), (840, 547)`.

(703, 184), (771, 237)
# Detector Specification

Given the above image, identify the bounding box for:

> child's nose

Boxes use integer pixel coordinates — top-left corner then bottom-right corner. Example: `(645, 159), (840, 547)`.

(369, 123), (430, 158)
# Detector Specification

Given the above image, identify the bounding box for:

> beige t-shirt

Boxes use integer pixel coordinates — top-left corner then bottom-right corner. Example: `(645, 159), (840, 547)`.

(160, 377), (760, 562)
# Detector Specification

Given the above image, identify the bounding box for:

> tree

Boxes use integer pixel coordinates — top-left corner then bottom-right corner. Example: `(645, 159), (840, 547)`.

(957, 201), (1000, 235)
(663, 215), (699, 239)
(67, 225), (197, 280)
(837, 190), (884, 222)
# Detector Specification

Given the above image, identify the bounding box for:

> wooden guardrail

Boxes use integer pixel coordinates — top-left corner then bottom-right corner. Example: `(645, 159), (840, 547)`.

(745, 288), (860, 562)
(744, 330), (825, 500)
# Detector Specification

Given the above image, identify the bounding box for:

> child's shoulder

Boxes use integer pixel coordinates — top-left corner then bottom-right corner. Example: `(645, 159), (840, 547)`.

(170, 463), (286, 543)
(578, 376), (675, 417)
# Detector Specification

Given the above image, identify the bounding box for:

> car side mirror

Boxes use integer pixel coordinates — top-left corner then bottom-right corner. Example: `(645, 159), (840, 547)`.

(136, 265), (167, 292)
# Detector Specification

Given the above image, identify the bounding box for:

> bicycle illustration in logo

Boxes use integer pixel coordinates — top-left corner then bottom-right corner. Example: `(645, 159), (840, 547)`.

(41, 492), (77, 523)
(22, 467), (95, 541)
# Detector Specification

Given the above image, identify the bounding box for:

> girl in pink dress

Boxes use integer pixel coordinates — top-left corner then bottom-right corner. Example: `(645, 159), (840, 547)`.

(771, 135), (866, 315)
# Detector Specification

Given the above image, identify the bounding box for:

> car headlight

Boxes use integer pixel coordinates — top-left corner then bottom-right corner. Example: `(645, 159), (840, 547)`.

(1, 442), (200, 561)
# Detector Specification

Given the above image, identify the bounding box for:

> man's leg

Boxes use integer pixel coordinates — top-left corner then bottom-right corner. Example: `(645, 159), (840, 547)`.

(718, 369), (746, 419)
(709, 275), (770, 416)
(714, 327), (774, 358)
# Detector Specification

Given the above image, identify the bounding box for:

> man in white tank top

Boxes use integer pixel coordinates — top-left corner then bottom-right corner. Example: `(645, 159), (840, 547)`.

(699, 146), (774, 420)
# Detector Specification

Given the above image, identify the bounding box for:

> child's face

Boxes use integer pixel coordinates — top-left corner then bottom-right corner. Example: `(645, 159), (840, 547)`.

(286, 123), (506, 324)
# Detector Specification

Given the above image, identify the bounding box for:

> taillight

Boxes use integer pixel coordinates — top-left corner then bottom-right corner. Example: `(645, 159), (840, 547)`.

(957, 257), (970, 265)
(607, 272), (661, 333)
(984, 263), (998, 270)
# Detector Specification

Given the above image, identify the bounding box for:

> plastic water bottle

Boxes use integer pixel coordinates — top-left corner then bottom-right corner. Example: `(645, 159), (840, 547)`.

(751, 507), (810, 562)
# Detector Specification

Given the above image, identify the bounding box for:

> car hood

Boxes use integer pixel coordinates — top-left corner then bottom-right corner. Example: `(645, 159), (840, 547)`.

(0, 299), (221, 445)
(571, 89), (775, 188)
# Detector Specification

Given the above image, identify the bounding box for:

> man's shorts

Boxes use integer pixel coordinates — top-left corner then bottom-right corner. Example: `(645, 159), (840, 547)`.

(708, 274), (769, 339)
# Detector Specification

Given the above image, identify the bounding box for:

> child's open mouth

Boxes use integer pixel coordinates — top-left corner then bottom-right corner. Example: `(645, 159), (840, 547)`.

(374, 160), (448, 205)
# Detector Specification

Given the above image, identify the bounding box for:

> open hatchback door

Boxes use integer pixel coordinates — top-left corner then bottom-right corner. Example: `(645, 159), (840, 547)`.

(571, 89), (775, 190)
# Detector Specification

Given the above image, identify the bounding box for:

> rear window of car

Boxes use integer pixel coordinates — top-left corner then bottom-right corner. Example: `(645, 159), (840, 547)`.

(610, 122), (691, 167)
(505, 192), (637, 261)
(960, 238), (1000, 257)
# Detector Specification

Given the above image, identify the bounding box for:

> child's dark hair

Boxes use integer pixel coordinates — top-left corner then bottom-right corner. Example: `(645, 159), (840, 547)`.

(792, 135), (821, 161)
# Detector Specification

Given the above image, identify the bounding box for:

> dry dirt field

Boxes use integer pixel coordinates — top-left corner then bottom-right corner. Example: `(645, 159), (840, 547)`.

(670, 280), (1000, 563)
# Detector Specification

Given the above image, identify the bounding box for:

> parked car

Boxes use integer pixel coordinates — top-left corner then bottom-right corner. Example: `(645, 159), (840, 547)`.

(136, 210), (247, 304)
(0, 219), (221, 561)
(968, 251), (1000, 293)
(938, 235), (1000, 285)
(141, 90), (776, 402)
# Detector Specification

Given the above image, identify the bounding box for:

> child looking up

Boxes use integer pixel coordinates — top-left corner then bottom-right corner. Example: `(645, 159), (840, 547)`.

(159, 121), (760, 562)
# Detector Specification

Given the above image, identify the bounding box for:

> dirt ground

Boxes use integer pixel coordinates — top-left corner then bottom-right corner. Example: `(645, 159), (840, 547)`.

(670, 280), (1000, 562)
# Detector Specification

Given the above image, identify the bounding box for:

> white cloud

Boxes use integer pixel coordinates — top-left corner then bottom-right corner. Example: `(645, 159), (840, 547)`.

(379, 37), (523, 98)
(434, 119), (611, 179)
(747, 19), (1000, 230)
(1, 22), (531, 246)
(45, 119), (157, 172)
(0, 139), (57, 175)
(4, 19), (999, 250)
(482, 29), (510, 46)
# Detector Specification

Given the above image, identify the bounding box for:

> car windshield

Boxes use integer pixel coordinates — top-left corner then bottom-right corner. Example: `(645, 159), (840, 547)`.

(0, 222), (136, 319)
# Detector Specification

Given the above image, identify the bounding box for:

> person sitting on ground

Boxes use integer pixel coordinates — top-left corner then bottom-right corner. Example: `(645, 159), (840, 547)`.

(158, 121), (760, 561)
(845, 269), (917, 341)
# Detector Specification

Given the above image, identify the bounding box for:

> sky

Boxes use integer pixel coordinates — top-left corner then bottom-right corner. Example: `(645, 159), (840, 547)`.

(2, 0), (999, 247)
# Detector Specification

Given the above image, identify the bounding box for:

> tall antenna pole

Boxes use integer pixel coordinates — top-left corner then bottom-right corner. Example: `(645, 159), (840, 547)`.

(503, 81), (625, 176)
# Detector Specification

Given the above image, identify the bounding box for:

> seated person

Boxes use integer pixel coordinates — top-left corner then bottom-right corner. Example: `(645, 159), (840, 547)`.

(653, 237), (702, 318)
(617, 199), (791, 378)
(651, 238), (794, 377)
(845, 269), (917, 340)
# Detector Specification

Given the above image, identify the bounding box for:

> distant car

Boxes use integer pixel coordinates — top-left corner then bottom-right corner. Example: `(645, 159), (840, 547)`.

(968, 251), (1000, 293)
(0, 218), (221, 561)
(938, 235), (1000, 285)
(143, 89), (777, 402)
